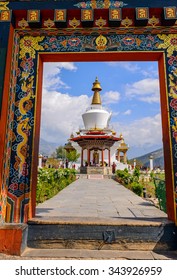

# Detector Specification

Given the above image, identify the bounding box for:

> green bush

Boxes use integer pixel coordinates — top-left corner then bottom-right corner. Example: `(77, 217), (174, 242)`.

(36, 168), (76, 204)
(116, 169), (133, 185)
(130, 182), (143, 196)
(154, 178), (166, 213)
(133, 167), (140, 182)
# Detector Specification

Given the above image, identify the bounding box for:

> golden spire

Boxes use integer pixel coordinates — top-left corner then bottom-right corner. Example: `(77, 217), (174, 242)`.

(91, 77), (102, 105)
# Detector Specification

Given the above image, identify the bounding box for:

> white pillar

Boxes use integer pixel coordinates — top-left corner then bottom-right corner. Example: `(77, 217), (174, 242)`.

(149, 155), (153, 171)
(134, 159), (136, 169)
(38, 154), (43, 168)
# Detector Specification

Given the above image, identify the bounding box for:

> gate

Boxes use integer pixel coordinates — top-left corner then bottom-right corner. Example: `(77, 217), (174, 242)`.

(0, 0), (177, 224)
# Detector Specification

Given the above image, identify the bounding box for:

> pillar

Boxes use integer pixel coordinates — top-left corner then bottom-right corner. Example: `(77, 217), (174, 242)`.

(108, 149), (111, 167)
(102, 149), (104, 166)
(134, 159), (136, 169)
(117, 150), (120, 162)
(123, 151), (127, 164)
(81, 148), (84, 167)
(87, 149), (90, 166)
(149, 155), (153, 171)
(38, 154), (43, 168)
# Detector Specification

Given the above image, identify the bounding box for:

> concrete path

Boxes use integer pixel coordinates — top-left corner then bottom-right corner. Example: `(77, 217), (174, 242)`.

(1, 249), (177, 260)
(35, 178), (167, 225)
(3, 178), (175, 260)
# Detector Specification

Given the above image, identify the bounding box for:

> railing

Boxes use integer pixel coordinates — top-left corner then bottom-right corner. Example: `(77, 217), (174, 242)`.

(153, 177), (166, 213)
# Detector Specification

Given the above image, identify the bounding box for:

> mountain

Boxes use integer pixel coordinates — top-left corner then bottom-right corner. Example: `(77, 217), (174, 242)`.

(130, 148), (164, 169)
(39, 138), (59, 156)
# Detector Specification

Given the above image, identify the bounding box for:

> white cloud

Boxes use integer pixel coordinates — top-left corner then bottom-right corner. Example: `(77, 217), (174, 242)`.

(43, 62), (77, 90)
(123, 109), (132, 115)
(112, 111), (120, 117)
(113, 113), (162, 149)
(125, 78), (160, 103)
(40, 88), (90, 143)
(107, 62), (158, 79)
(119, 62), (141, 73)
(107, 62), (141, 73)
(141, 66), (158, 78)
(102, 90), (121, 104)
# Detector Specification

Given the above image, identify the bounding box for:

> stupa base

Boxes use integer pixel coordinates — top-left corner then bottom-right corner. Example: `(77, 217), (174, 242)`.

(80, 166), (112, 175)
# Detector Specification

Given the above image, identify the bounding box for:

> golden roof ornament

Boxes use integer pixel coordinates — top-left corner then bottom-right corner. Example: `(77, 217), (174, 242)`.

(91, 77), (102, 105)
(92, 77), (102, 91)
(70, 132), (74, 139)
(118, 134), (129, 151)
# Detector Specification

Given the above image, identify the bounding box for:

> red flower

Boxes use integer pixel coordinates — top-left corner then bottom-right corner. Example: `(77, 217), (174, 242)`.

(168, 56), (177, 66)
(170, 38), (177, 45)
(9, 183), (18, 191)
(173, 131), (177, 141)
(24, 39), (32, 47)
(170, 99), (177, 110)
(68, 38), (81, 47)
(122, 37), (135, 45)
(21, 162), (29, 176)
(49, 37), (57, 43)
(20, 57), (34, 70)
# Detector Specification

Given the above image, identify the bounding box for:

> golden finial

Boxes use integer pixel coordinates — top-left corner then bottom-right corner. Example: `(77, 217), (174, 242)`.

(92, 77), (102, 91)
(91, 77), (102, 105)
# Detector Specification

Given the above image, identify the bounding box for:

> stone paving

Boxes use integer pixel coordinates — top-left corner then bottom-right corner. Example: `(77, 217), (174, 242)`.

(1, 178), (176, 260)
(1, 249), (177, 260)
(35, 178), (167, 225)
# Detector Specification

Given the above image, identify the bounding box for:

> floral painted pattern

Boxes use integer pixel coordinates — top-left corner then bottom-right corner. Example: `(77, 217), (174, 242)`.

(74, 0), (127, 9)
(3, 28), (177, 222)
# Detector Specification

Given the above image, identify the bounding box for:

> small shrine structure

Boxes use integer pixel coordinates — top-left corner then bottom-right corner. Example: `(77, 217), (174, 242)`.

(116, 134), (129, 164)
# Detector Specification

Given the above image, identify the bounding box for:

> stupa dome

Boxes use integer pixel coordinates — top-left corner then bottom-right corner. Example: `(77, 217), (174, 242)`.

(82, 78), (111, 130)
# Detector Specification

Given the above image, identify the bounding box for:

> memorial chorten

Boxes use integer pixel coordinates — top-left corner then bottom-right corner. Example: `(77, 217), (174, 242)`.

(70, 78), (122, 174)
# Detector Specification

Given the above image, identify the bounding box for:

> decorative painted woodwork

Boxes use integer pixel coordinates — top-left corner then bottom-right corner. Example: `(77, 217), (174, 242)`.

(136, 8), (149, 20)
(0, 10), (11, 21)
(27, 10), (40, 23)
(81, 9), (94, 22)
(109, 8), (122, 21)
(54, 9), (67, 22)
(164, 7), (177, 20)
(0, 0), (177, 225)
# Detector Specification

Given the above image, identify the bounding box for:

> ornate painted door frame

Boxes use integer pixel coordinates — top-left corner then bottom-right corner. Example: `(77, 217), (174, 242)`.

(0, 1), (177, 224)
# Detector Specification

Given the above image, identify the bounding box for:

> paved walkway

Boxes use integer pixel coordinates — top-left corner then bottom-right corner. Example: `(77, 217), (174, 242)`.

(35, 178), (167, 225)
(1, 178), (176, 260)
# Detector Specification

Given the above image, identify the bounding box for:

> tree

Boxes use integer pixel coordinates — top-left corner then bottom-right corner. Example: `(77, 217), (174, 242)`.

(46, 158), (60, 168)
(66, 150), (80, 165)
(133, 167), (140, 182)
(55, 145), (66, 160)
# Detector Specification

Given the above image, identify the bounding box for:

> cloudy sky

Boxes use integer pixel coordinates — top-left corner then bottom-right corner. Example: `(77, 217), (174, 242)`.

(40, 61), (162, 159)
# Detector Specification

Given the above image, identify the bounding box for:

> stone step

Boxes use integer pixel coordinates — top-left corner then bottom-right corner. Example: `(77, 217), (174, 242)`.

(27, 218), (177, 251)
(21, 248), (175, 260)
(77, 174), (112, 179)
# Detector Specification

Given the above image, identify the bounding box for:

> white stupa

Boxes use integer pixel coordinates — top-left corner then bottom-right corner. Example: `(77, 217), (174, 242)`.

(68, 77), (129, 173)
(82, 77), (111, 130)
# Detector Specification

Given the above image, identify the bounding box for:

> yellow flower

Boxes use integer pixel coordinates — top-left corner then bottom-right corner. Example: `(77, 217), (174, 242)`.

(19, 36), (44, 59)
(157, 34), (177, 57)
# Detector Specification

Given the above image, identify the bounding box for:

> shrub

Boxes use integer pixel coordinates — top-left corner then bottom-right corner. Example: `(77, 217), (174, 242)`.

(36, 167), (76, 204)
(133, 167), (140, 182)
(116, 169), (133, 185)
(130, 182), (143, 196)
(154, 178), (166, 213)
